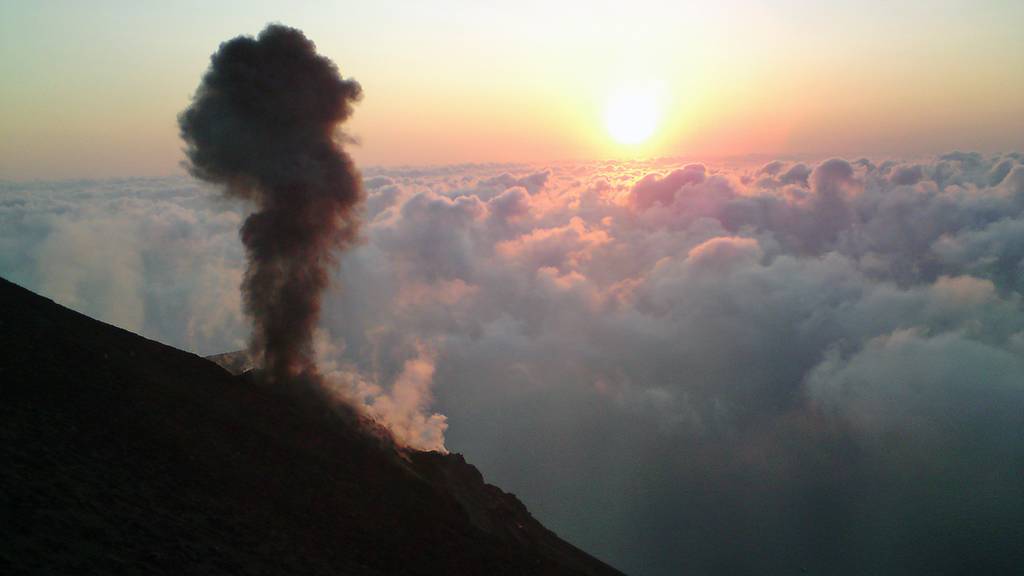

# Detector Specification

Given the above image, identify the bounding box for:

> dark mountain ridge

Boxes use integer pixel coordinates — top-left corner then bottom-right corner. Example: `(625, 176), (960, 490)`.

(0, 276), (623, 575)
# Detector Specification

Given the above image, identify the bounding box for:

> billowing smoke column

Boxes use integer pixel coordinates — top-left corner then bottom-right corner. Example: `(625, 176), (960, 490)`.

(179, 25), (363, 384)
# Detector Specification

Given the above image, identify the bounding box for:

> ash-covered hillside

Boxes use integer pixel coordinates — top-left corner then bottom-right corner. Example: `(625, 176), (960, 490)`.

(0, 276), (623, 576)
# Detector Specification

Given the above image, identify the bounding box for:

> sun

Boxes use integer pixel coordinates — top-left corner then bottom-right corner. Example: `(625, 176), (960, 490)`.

(605, 84), (661, 145)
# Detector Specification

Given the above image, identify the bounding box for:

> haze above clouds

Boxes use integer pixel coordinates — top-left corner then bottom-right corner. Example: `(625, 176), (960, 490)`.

(3, 152), (1023, 574)
(3, 1), (1023, 178)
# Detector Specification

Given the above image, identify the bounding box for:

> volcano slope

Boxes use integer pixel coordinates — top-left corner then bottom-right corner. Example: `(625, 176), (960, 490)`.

(0, 276), (623, 576)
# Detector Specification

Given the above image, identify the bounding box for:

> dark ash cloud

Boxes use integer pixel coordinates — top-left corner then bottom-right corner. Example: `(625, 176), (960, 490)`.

(178, 25), (363, 384)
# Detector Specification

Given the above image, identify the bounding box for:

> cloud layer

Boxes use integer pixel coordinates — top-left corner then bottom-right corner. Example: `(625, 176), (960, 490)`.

(3, 151), (1023, 575)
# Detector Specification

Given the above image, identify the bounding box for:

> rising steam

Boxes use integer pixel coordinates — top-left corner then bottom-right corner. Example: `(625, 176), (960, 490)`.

(179, 24), (363, 384)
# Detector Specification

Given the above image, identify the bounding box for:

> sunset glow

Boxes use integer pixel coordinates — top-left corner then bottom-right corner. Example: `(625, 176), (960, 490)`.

(2, 1), (1022, 178)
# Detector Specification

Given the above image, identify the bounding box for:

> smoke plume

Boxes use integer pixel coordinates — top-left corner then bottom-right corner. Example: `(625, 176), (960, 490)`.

(178, 25), (363, 383)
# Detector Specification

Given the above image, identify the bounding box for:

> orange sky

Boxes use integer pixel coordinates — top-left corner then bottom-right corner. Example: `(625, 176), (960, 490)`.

(2, 0), (1022, 179)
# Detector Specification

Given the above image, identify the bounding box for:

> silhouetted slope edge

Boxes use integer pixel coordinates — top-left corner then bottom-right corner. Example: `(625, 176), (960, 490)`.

(0, 276), (624, 575)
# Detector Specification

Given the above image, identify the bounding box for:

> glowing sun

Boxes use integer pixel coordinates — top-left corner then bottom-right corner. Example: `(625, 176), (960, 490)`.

(605, 85), (661, 145)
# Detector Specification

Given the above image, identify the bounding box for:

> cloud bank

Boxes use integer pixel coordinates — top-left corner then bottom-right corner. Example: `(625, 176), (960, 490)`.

(3, 151), (1023, 574)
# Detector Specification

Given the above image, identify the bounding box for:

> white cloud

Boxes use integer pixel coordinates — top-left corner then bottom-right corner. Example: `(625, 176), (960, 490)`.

(4, 152), (1024, 574)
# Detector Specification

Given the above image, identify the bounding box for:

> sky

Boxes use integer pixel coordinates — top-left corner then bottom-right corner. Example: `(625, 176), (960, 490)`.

(2, 0), (1023, 179)
(3, 3), (1024, 575)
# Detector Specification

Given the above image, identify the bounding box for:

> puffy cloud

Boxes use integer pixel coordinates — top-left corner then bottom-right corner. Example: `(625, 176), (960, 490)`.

(487, 185), (531, 224)
(757, 159), (784, 176)
(807, 328), (1024, 440)
(629, 163), (706, 210)
(684, 235), (762, 269)
(810, 157), (857, 196)
(496, 216), (611, 271)
(890, 163), (925, 185)
(4, 152), (1024, 575)
(477, 169), (550, 195)
(779, 161), (811, 186)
